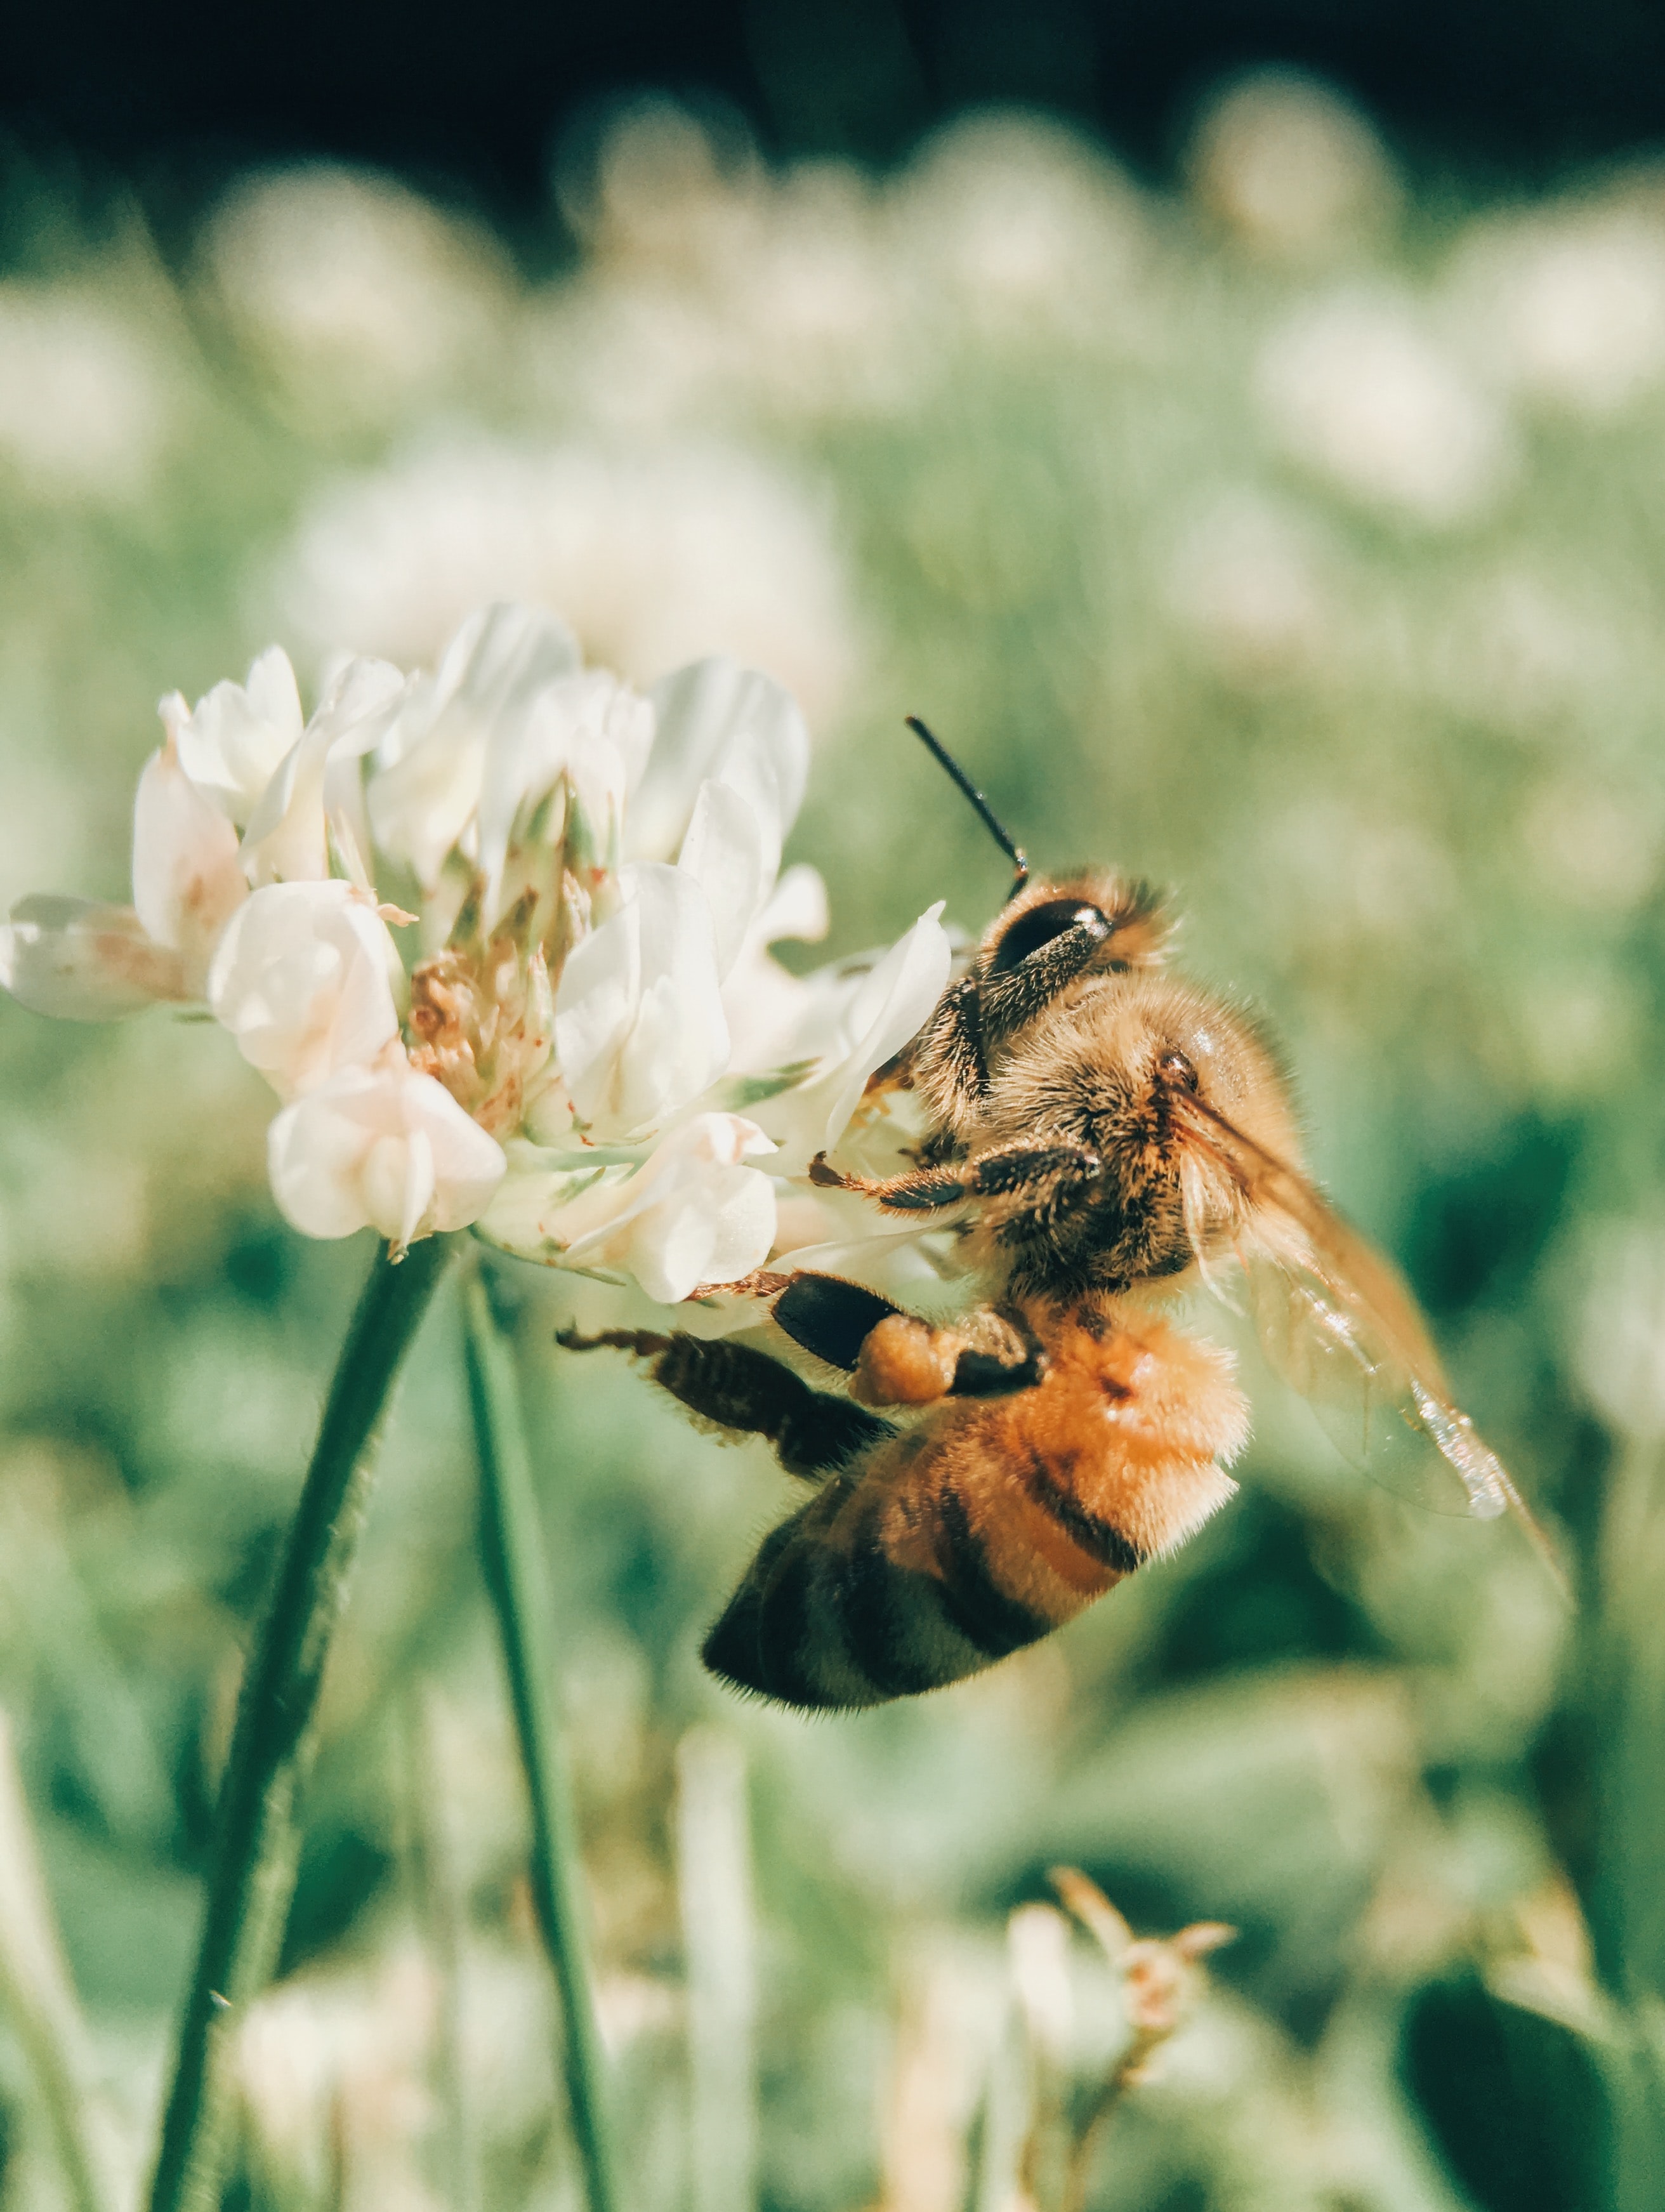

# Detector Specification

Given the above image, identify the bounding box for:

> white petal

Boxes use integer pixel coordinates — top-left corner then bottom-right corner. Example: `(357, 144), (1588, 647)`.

(240, 656), (409, 888)
(0, 895), (187, 1018)
(403, 1075), (508, 1229)
(506, 1112), (777, 1301)
(267, 1058), (505, 1242)
(756, 862), (829, 947)
(370, 603), (581, 886)
(131, 746), (248, 988)
(208, 881), (400, 1098)
(554, 862), (730, 1142)
(747, 904), (953, 1169)
(716, 862), (834, 1075)
(631, 659), (810, 864)
(818, 903), (951, 1149)
(677, 778), (770, 980)
(170, 647), (305, 826)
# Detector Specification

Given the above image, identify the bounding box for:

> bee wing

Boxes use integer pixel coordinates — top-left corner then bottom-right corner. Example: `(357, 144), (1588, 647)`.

(1175, 1094), (1565, 1586)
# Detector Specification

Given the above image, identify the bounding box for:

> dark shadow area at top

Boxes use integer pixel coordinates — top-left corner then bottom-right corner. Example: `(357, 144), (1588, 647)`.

(6, 0), (1665, 226)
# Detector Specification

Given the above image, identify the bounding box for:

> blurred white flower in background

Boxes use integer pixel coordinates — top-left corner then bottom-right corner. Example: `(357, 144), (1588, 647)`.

(1575, 1221), (1665, 1441)
(895, 114), (1150, 346)
(1429, 564), (1625, 736)
(529, 102), (1154, 440)
(1258, 287), (1516, 526)
(1451, 198), (1665, 419)
(1518, 776), (1663, 912)
(201, 164), (512, 428)
(0, 288), (174, 501)
(548, 99), (915, 423)
(1188, 70), (1400, 258)
(265, 433), (858, 727)
(0, 600), (949, 1301)
(237, 1945), (440, 2212)
(1163, 491), (1334, 682)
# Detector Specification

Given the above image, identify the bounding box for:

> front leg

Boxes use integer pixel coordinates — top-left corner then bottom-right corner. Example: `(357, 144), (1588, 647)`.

(977, 906), (1113, 1044)
(810, 1140), (1103, 1218)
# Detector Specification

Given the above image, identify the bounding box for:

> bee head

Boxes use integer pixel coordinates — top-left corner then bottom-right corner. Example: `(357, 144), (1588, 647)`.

(978, 871), (1173, 985)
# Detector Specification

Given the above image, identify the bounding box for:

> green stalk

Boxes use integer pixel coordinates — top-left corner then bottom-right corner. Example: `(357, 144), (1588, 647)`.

(148, 1233), (454, 2212)
(462, 1267), (619, 2212)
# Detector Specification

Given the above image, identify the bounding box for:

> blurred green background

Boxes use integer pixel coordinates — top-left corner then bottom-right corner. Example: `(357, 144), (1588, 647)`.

(4, 60), (1665, 2212)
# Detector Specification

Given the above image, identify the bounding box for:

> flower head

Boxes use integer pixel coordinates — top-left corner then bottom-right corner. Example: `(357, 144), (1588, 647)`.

(2, 600), (951, 1300)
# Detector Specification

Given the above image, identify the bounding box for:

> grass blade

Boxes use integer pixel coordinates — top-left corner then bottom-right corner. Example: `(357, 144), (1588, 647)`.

(463, 1265), (619, 2212)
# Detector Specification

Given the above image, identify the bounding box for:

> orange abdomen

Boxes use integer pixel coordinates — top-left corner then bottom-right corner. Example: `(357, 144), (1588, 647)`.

(702, 1312), (1248, 1710)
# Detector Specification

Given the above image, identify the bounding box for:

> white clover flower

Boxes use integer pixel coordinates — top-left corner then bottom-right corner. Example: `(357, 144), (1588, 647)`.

(240, 653), (410, 888)
(0, 287), (175, 502)
(1452, 204), (1665, 420)
(207, 881), (403, 1100)
(268, 1053), (507, 1249)
(2, 598), (952, 1309)
(162, 647), (306, 826)
(1258, 288), (1516, 527)
(0, 736), (248, 1017)
(1187, 70), (1400, 259)
(267, 433), (859, 728)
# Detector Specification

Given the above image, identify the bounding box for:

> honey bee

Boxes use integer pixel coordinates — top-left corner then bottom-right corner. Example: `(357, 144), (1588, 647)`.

(562, 723), (1561, 1709)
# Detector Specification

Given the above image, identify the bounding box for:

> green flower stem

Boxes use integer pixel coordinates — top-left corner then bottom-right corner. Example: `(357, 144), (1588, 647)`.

(462, 1267), (619, 2212)
(148, 1232), (456, 2212)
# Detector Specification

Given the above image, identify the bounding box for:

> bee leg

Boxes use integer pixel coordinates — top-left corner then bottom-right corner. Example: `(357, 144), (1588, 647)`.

(947, 1303), (1049, 1396)
(809, 1141), (1103, 1215)
(556, 1326), (892, 1478)
(772, 1272), (908, 1371)
(909, 974), (990, 1113)
(977, 909), (1115, 1043)
(849, 1301), (1047, 1406)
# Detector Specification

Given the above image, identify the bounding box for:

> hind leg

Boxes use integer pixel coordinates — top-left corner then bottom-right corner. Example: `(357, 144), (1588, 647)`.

(557, 1327), (892, 1477)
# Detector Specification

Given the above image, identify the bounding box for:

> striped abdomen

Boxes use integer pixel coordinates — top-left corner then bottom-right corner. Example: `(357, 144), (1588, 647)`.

(702, 1312), (1248, 1711)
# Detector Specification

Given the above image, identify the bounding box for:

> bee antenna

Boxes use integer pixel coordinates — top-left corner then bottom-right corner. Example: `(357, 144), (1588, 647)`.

(905, 716), (1030, 897)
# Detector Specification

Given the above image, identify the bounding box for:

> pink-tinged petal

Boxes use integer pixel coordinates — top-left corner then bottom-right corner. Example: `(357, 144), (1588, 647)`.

(207, 881), (401, 1099)
(632, 659), (809, 864)
(267, 1058), (505, 1244)
(0, 895), (187, 1019)
(405, 1074), (508, 1230)
(554, 862), (730, 1142)
(131, 746), (247, 988)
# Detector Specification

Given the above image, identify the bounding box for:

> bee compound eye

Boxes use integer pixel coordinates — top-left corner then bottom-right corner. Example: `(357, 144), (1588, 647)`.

(989, 899), (1110, 976)
(1159, 1050), (1200, 1092)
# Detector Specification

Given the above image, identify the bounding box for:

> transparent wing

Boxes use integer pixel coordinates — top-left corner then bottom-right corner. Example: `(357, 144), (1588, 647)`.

(1175, 1093), (1565, 1587)
(1242, 1240), (1505, 1518)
